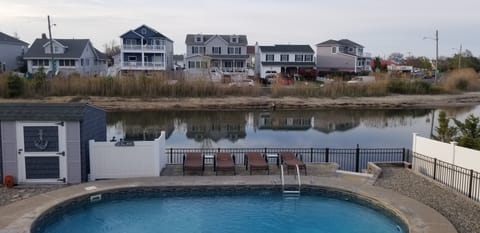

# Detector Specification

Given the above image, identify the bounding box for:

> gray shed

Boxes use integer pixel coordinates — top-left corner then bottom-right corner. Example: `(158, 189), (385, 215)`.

(0, 103), (106, 184)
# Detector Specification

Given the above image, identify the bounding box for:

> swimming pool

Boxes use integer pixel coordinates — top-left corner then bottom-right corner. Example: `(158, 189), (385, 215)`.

(33, 187), (407, 233)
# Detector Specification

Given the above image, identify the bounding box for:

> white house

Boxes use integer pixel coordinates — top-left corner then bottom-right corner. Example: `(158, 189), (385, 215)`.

(23, 34), (107, 76)
(0, 32), (28, 72)
(184, 34), (248, 75)
(255, 44), (315, 78)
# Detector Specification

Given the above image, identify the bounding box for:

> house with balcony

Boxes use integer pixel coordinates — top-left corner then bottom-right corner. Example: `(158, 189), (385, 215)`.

(23, 34), (107, 76)
(316, 39), (371, 73)
(120, 25), (174, 73)
(0, 32), (28, 72)
(184, 34), (248, 74)
(255, 44), (315, 78)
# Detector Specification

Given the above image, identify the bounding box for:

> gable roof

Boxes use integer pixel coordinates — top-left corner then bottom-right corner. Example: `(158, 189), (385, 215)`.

(120, 24), (173, 42)
(185, 34), (248, 46)
(259, 45), (314, 53)
(316, 39), (364, 48)
(0, 32), (28, 46)
(0, 103), (104, 121)
(23, 39), (105, 60)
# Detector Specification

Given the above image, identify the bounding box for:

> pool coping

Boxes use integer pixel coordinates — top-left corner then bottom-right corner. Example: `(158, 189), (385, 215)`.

(0, 175), (458, 233)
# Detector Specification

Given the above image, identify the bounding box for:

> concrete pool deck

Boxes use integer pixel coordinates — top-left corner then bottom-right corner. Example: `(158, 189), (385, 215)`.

(0, 172), (457, 233)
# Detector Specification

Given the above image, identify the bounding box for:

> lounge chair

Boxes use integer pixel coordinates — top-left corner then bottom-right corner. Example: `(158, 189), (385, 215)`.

(245, 152), (269, 175)
(183, 152), (204, 175)
(279, 152), (307, 175)
(215, 152), (236, 175)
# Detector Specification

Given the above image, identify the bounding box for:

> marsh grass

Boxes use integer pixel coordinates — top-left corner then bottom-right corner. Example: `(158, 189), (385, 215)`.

(440, 68), (480, 92)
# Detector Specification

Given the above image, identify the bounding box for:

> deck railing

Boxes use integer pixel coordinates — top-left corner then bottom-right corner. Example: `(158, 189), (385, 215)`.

(165, 146), (409, 173)
(412, 152), (480, 202)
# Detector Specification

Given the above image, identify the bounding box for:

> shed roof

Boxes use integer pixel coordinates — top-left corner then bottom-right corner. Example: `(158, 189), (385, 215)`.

(0, 103), (104, 121)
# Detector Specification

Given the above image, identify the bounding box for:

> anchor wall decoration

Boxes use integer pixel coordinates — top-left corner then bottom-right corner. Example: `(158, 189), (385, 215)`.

(34, 129), (49, 151)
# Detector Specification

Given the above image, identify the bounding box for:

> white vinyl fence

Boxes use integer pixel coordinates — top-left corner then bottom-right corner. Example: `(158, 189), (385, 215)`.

(412, 133), (480, 172)
(89, 132), (166, 180)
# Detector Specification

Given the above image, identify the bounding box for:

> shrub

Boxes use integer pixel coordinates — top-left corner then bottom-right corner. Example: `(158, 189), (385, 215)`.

(441, 68), (480, 92)
(6, 73), (24, 97)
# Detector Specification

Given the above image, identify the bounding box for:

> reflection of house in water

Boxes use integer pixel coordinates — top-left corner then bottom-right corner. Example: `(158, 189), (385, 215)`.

(124, 124), (174, 141)
(257, 112), (312, 130)
(187, 123), (246, 142)
(313, 111), (360, 134)
(185, 112), (247, 143)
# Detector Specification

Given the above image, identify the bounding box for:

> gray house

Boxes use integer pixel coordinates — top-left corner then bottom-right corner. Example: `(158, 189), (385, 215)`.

(316, 39), (371, 73)
(0, 32), (29, 72)
(23, 34), (107, 76)
(185, 34), (248, 74)
(120, 25), (174, 74)
(0, 103), (106, 184)
(255, 44), (315, 78)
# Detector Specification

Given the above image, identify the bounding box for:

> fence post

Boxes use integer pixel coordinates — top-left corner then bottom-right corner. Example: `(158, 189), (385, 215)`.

(355, 144), (360, 173)
(325, 148), (329, 163)
(310, 148), (313, 163)
(468, 169), (474, 198)
(433, 158), (437, 180)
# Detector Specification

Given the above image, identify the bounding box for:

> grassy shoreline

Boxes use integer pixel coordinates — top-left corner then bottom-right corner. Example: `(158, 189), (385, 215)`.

(1, 93), (480, 111)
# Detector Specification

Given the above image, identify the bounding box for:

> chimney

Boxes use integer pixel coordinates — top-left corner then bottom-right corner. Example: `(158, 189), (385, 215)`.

(41, 33), (47, 39)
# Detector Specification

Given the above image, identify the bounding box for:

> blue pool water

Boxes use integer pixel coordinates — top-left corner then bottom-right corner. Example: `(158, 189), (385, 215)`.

(36, 189), (405, 233)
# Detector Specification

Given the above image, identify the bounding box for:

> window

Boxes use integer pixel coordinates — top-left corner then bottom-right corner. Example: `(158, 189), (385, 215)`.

(295, 55), (303, 62)
(59, 60), (65, 66)
(234, 47), (241, 54)
(141, 28), (147, 35)
(212, 47), (221, 54)
(280, 54), (289, 62)
(128, 56), (137, 61)
(195, 36), (202, 42)
(44, 60), (49, 66)
(266, 54), (274, 61)
(228, 47), (234, 54)
(231, 37), (238, 43)
(188, 61), (194, 68)
(332, 47), (337, 54)
(81, 59), (84, 66)
(304, 55), (313, 62)
(86, 59), (90, 66)
(192, 46), (199, 54)
(235, 61), (244, 68)
(32, 60), (38, 66)
(54, 46), (59, 53)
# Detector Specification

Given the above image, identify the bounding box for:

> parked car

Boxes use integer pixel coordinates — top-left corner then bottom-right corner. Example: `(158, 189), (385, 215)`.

(229, 79), (255, 87)
(261, 70), (278, 85)
(347, 76), (375, 84)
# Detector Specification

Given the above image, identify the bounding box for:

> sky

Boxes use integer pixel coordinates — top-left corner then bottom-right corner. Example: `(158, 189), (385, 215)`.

(1, 0), (479, 58)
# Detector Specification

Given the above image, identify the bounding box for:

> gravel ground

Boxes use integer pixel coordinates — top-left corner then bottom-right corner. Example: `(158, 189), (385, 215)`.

(375, 167), (480, 233)
(0, 185), (65, 207)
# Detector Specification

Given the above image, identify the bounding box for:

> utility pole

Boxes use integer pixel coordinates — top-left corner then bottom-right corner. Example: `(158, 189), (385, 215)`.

(458, 44), (462, 69)
(48, 15), (55, 77)
(435, 30), (438, 82)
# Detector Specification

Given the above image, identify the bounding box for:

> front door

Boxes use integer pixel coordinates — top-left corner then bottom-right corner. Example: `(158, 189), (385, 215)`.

(16, 122), (67, 183)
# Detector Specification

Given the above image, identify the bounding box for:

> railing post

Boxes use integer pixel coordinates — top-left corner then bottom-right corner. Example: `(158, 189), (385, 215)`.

(433, 158), (437, 180)
(468, 169), (474, 198)
(310, 148), (313, 163)
(402, 148), (406, 162)
(325, 148), (329, 163)
(355, 144), (360, 173)
(169, 148), (173, 164)
(264, 148), (267, 155)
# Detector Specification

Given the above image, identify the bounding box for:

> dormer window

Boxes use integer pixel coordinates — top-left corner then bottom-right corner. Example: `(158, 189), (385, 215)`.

(230, 36), (239, 43)
(195, 35), (203, 43)
(141, 28), (147, 35)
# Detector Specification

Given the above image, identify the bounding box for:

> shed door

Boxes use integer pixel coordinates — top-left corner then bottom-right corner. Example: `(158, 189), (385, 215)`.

(17, 122), (67, 183)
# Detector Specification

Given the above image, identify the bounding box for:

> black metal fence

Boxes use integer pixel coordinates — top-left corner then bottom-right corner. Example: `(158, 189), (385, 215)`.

(165, 146), (409, 173)
(412, 153), (480, 202)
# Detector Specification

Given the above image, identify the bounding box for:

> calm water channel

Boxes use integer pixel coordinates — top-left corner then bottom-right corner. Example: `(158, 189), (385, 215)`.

(107, 105), (480, 149)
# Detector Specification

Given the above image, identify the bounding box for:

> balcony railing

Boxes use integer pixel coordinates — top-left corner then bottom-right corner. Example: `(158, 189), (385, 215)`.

(122, 62), (165, 70)
(122, 44), (165, 51)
